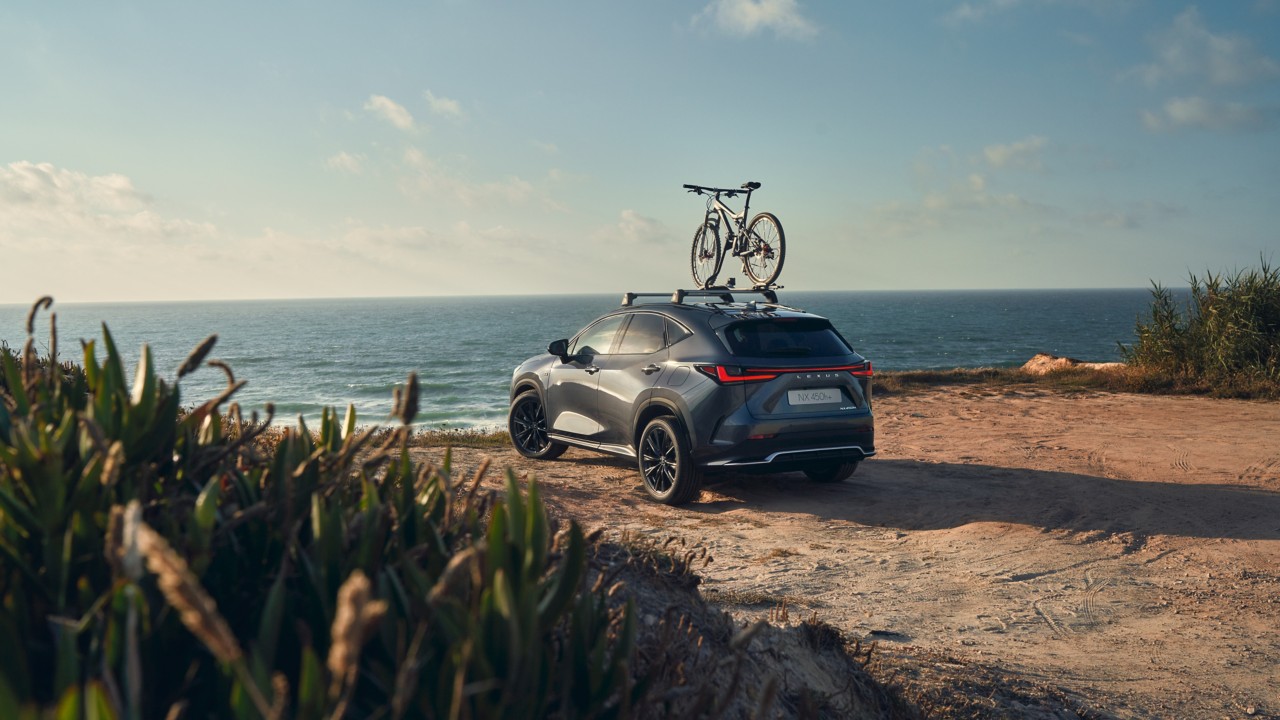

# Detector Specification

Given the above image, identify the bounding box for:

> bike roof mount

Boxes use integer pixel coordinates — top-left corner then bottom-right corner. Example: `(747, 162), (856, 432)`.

(621, 286), (782, 307)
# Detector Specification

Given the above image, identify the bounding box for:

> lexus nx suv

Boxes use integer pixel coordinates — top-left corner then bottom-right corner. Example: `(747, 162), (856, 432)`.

(508, 289), (875, 505)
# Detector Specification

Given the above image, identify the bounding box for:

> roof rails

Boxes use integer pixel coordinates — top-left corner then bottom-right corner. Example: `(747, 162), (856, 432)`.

(621, 287), (780, 307)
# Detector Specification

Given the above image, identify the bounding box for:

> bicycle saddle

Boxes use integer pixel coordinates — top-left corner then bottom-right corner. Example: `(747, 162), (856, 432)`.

(741, 181), (761, 190)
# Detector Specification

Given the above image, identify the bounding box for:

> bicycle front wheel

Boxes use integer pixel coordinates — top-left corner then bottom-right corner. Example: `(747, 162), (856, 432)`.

(690, 222), (720, 289)
(742, 212), (785, 287)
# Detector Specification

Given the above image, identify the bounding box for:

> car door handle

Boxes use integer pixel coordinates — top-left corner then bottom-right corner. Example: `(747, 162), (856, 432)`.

(642, 364), (661, 375)
(585, 366), (600, 375)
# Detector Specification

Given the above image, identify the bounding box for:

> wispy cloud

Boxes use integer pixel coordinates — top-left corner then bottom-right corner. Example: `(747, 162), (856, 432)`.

(424, 90), (464, 119)
(400, 147), (534, 206)
(983, 135), (1048, 169)
(0, 161), (215, 247)
(870, 138), (1177, 245)
(943, 0), (1138, 25)
(1142, 96), (1279, 132)
(325, 151), (366, 175)
(944, 0), (1024, 24)
(594, 210), (674, 246)
(364, 94), (415, 131)
(1128, 7), (1280, 87)
(695, 0), (817, 40)
(1127, 9), (1280, 134)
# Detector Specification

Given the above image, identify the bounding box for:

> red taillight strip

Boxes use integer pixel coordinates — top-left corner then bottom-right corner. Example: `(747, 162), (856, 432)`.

(696, 365), (780, 384)
(697, 362), (873, 384)
(741, 362), (874, 377)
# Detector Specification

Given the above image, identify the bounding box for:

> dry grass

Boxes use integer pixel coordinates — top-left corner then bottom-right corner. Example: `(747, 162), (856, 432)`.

(875, 365), (1280, 400)
(701, 587), (809, 609)
(409, 426), (510, 448)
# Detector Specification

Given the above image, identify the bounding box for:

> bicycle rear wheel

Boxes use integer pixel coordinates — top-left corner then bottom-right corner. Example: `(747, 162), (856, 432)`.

(742, 212), (785, 287)
(690, 222), (721, 289)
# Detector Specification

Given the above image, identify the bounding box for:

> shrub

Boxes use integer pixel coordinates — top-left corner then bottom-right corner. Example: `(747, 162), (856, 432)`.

(1122, 260), (1280, 395)
(0, 299), (638, 719)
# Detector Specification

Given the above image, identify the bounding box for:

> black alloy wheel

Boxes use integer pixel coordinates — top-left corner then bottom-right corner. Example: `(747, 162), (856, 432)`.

(509, 391), (566, 460)
(690, 223), (720, 289)
(742, 212), (785, 286)
(638, 417), (702, 505)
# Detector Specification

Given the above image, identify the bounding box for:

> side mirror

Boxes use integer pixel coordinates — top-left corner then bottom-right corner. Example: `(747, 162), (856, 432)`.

(547, 339), (569, 360)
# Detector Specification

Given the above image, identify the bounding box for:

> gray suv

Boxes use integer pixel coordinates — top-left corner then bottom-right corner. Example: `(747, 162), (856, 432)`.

(508, 289), (875, 504)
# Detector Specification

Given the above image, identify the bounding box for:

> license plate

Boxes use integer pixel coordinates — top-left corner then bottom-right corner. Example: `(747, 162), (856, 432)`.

(787, 388), (842, 406)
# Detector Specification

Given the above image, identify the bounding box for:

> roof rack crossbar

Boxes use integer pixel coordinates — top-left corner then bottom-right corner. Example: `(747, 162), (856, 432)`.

(621, 287), (780, 307)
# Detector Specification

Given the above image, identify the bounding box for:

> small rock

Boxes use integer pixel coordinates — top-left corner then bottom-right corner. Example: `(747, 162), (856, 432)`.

(1021, 352), (1124, 375)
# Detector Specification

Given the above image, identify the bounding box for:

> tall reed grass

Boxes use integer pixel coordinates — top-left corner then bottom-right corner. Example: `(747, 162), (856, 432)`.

(1123, 260), (1280, 396)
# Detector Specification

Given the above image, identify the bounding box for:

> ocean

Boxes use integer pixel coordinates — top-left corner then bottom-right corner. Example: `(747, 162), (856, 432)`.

(1, 289), (1170, 429)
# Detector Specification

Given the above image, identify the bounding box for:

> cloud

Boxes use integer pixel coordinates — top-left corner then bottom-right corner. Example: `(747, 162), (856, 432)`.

(325, 151), (366, 175)
(944, 0), (1024, 24)
(1081, 200), (1183, 230)
(871, 144), (1060, 240)
(533, 140), (559, 154)
(400, 147), (535, 206)
(1141, 95), (1279, 132)
(695, 0), (817, 39)
(594, 210), (674, 246)
(0, 161), (215, 248)
(1129, 7), (1280, 87)
(861, 141), (1192, 261)
(341, 222), (436, 249)
(983, 135), (1048, 169)
(424, 90), (464, 119)
(364, 94), (415, 131)
(944, 0), (1144, 24)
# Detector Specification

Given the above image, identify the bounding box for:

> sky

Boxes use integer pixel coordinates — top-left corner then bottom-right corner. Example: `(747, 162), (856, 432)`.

(1, 0), (1278, 303)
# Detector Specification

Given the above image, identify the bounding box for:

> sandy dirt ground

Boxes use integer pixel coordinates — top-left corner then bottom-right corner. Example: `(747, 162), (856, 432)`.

(413, 387), (1280, 719)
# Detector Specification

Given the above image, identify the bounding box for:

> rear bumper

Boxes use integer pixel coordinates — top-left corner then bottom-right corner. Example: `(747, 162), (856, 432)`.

(690, 406), (876, 469)
(704, 443), (875, 468)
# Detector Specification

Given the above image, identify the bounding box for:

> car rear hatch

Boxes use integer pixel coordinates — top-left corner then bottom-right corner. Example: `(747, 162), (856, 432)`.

(709, 316), (873, 421)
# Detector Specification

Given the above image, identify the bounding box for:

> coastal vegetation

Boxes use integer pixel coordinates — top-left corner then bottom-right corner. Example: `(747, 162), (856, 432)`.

(1122, 261), (1280, 397)
(880, 261), (1280, 400)
(0, 299), (642, 719)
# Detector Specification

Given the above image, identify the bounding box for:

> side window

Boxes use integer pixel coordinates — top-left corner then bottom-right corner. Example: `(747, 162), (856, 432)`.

(666, 318), (692, 346)
(569, 315), (626, 357)
(617, 313), (666, 354)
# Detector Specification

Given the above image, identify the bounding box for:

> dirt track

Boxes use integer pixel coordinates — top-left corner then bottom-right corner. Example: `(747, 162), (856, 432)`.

(415, 387), (1280, 718)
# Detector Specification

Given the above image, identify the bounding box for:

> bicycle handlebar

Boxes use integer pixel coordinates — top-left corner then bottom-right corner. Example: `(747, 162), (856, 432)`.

(683, 182), (760, 195)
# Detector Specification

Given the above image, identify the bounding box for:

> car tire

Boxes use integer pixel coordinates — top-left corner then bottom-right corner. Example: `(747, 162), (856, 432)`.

(803, 461), (859, 483)
(637, 416), (703, 505)
(508, 390), (567, 460)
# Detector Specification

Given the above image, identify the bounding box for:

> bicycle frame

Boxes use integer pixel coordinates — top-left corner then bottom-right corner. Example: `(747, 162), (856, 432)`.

(704, 189), (754, 255)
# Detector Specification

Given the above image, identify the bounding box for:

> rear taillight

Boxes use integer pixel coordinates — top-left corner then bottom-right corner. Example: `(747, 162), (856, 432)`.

(737, 363), (872, 378)
(696, 365), (780, 384)
(696, 363), (873, 383)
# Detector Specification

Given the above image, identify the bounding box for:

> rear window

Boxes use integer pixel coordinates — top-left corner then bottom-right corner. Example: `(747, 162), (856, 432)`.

(722, 318), (853, 358)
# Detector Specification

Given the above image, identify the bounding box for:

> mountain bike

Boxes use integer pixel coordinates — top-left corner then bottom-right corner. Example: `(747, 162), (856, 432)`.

(683, 181), (786, 289)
